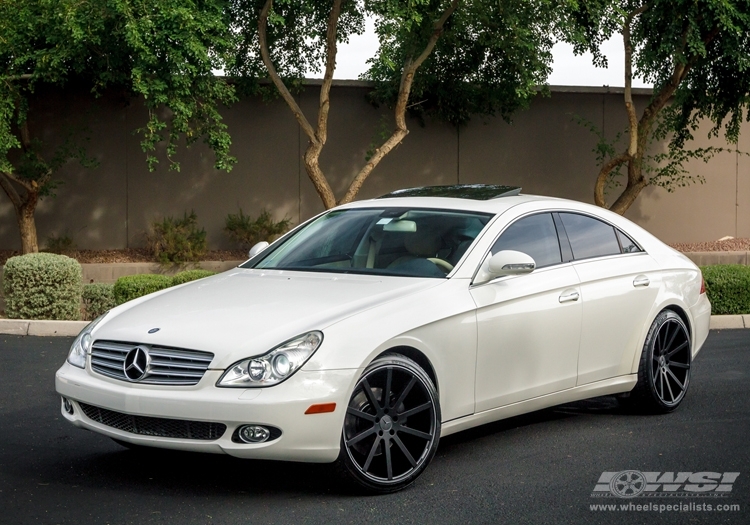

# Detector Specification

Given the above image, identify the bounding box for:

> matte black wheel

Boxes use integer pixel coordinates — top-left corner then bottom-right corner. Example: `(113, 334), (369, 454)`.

(337, 355), (440, 493)
(629, 310), (692, 413)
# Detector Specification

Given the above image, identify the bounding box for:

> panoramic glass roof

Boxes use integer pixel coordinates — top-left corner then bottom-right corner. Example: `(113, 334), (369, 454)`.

(379, 184), (521, 200)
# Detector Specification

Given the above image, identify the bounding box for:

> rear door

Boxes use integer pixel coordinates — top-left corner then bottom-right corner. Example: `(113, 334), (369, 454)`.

(556, 212), (660, 385)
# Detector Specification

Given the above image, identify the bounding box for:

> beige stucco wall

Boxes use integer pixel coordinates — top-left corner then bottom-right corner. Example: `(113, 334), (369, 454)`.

(1, 83), (746, 250)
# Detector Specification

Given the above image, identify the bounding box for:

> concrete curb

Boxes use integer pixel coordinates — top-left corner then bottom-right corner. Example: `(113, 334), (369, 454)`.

(1, 315), (748, 337)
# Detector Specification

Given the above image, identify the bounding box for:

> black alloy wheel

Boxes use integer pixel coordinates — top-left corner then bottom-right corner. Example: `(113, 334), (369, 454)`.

(337, 355), (440, 493)
(629, 309), (692, 413)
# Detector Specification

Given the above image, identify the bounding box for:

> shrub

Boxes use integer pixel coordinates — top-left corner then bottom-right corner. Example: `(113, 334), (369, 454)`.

(171, 269), (216, 286)
(43, 232), (76, 254)
(82, 283), (116, 320)
(113, 274), (173, 305)
(147, 211), (207, 265)
(224, 208), (291, 250)
(3, 253), (82, 320)
(701, 265), (750, 315)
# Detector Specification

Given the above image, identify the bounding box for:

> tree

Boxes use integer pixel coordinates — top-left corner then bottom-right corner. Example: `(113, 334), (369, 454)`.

(229, 0), (564, 209)
(0, 0), (237, 254)
(566, 0), (750, 214)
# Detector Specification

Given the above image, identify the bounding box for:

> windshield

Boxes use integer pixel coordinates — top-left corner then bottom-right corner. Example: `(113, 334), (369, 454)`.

(243, 207), (493, 278)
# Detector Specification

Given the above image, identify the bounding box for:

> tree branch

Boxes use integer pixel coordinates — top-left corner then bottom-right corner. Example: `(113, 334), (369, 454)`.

(0, 172), (23, 209)
(623, 5), (647, 158)
(258, 0), (317, 143)
(594, 152), (629, 207)
(316, 0), (342, 148)
(339, 0), (460, 205)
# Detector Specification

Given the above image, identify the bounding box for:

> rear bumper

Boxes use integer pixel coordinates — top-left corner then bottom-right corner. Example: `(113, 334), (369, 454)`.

(55, 362), (359, 463)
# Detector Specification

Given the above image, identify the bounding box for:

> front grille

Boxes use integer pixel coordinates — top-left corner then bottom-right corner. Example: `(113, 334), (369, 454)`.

(90, 340), (214, 386)
(79, 403), (226, 441)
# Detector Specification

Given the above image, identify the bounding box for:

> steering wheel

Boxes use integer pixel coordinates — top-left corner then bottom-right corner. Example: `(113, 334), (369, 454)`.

(427, 257), (454, 273)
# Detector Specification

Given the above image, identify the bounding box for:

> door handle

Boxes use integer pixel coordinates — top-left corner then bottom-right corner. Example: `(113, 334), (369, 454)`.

(559, 290), (580, 303)
(633, 275), (650, 287)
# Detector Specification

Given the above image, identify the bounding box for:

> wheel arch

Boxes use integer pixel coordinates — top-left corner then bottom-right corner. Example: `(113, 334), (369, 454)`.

(630, 301), (694, 374)
(375, 346), (439, 394)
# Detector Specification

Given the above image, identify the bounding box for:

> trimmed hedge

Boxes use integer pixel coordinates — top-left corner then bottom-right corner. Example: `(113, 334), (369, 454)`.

(113, 274), (173, 305)
(82, 283), (116, 320)
(701, 265), (750, 315)
(3, 253), (82, 320)
(171, 269), (216, 286)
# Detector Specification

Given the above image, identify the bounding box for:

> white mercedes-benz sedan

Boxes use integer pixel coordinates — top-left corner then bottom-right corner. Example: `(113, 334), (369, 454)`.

(56, 185), (711, 493)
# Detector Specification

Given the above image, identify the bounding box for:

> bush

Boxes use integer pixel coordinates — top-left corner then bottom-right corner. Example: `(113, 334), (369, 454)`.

(224, 208), (291, 250)
(43, 232), (76, 254)
(701, 265), (750, 315)
(113, 274), (173, 305)
(171, 269), (216, 286)
(3, 253), (82, 320)
(147, 211), (207, 265)
(82, 283), (116, 320)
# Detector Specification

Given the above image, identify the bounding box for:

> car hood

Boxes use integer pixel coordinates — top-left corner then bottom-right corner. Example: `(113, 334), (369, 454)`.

(93, 268), (441, 369)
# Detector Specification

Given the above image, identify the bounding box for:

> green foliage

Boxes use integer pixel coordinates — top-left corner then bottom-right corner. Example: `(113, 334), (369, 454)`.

(171, 269), (216, 286)
(573, 113), (737, 195)
(2, 253), (82, 320)
(44, 232), (77, 254)
(565, 0), (750, 159)
(224, 208), (291, 249)
(227, 0), (366, 97)
(147, 211), (208, 265)
(365, 0), (563, 126)
(82, 282), (116, 320)
(701, 265), (750, 315)
(0, 0), (237, 176)
(113, 274), (173, 305)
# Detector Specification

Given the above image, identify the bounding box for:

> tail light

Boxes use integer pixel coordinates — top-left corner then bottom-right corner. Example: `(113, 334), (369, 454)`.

(700, 275), (706, 294)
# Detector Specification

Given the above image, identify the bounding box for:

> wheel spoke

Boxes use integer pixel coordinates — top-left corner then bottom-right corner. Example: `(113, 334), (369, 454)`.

(393, 376), (417, 409)
(384, 367), (393, 408)
(384, 436), (393, 480)
(347, 406), (377, 422)
(398, 401), (432, 419)
(666, 367), (685, 391)
(664, 322), (680, 352)
(362, 435), (381, 472)
(658, 371), (665, 400)
(361, 378), (382, 414)
(395, 423), (432, 441)
(347, 425), (377, 447)
(666, 341), (688, 359)
(664, 371), (676, 402)
(392, 433), (417, 468)
(669, 361), (690, 369)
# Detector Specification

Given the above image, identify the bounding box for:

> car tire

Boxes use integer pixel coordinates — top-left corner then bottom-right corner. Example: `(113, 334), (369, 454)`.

(627, 309), (692, 414)
(336, 354), (441, 493)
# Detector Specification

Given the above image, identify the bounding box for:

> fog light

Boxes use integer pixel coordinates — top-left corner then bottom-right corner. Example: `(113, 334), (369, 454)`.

(238, 425), (271, 443)
(62, 397), (74, 415)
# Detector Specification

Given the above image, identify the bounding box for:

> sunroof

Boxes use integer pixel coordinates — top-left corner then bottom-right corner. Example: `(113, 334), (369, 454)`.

(379, 184), (521, 200)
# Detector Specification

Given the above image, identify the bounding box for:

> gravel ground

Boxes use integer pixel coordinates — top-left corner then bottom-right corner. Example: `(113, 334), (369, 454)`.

(668, 238), (750, 252)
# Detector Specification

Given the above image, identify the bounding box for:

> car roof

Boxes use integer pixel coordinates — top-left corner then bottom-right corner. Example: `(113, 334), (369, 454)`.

(342, 192), (561, 214)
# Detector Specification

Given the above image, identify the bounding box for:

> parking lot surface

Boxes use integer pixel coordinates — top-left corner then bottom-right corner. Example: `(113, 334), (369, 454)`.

(0, 331), (747, 524)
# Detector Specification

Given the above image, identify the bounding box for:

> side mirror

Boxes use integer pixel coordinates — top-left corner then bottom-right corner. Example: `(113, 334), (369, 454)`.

(474, 250), (536, 285)
(248, 241), (269, 258)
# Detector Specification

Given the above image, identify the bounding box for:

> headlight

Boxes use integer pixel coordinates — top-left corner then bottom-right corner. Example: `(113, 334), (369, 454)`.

(217, 331), (323, 388)
(67, 314), (107, 368)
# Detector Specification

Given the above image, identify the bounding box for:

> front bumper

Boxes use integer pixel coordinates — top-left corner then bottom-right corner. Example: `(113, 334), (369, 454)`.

(55, 361), (359, 463)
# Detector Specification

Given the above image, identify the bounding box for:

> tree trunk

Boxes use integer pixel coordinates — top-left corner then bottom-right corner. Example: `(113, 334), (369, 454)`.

(16, 198), (40, 254)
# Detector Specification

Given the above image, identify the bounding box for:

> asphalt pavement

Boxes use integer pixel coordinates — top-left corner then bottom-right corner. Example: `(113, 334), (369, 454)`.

(0, 331), (748, 525)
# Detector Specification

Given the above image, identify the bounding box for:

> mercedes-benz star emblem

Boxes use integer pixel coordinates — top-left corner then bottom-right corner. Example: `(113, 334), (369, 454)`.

(123, 346), (150, 381)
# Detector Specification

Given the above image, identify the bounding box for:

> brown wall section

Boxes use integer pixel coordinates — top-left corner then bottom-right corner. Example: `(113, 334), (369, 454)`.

(1, 83), (746, 250)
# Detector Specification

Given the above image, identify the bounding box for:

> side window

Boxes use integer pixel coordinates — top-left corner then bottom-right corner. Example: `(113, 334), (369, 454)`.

(491, 213), (562, 268)
(617, 229), (642, 253)
(559, 213), (621, 260)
